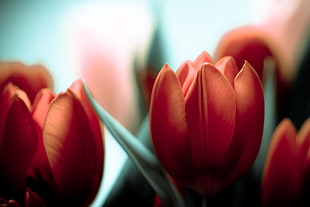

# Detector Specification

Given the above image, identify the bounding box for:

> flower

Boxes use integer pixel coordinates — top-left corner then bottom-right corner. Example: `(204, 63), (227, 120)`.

(214, 25), (276, 80)
(29, 79), (104, 206)
(149, 51), (264, 196)
(214, 0), (310, 87)
(262, 118), (310, 207)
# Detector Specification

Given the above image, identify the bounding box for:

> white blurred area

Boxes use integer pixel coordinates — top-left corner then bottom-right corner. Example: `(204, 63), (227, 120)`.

(0, 0), (268, 206)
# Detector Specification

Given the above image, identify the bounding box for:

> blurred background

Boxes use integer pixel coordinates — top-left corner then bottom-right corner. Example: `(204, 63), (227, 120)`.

(1, 0), (307, 206)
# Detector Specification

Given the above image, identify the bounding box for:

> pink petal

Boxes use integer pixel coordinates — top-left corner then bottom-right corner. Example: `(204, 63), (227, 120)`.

(43, 92), (103, 206)
(0, 96), (38, 202)
(262, 119), (303, 206)
(150, 64), (192, 180)
(176, 61), (196, 96)
(215, 56), (239, 87)
(193, 51), (213, 67)
(185, 63), (236, 173)
(226, 62), (264, 179)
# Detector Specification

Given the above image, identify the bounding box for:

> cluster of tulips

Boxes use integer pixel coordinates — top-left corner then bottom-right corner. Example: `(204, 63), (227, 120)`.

(0, 62), (104, 206)
(1, 8), (310, 207)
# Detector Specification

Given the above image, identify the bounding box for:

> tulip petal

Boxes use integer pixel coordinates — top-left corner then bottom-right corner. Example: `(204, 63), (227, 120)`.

(185, 63), (236, 173)
(43, 92), (103, 206)
(0, 84), (31, 139)
(215, 56), (239, 87)
(193, 51), (213, 67)
(69, 79), (104, 156)
(28, 88), (56, 205)
(226, 62), (264, 178)
(262, 119), (302, 206)
(32, 88), (56, 128)
(0, 97), (38, 202)
(176, 61), (196, 96)
(150, 64), (192, 180)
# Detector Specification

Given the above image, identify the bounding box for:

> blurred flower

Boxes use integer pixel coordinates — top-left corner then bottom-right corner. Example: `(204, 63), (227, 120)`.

(215, 0), (310, 86)
(262, 118), (310, 207)
(150, 51), (264, 196)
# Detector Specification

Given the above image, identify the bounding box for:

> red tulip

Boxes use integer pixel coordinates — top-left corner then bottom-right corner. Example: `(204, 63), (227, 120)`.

(150, 51), (264, 195)
(262, 118), (310, 206)
(29, 79), (104, 206)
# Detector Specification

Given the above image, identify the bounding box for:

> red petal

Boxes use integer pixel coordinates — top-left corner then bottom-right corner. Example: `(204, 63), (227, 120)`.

(226, 62), (264, 179)
(0, 84), (31, 132)
(176, 61), (196, 96)
(193, 51), (213, 67)
(262, 119), (303, 206)
(28, 88), (56, 203)
(32, 88), (56, 129)
(150, 64), (192, 180)
(0, 96), (38, 202)
(69, 79), (104, 150)
(43, 92), (103, 206)
(215, 56), (239, 87)
(185, 63), (236, 173)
